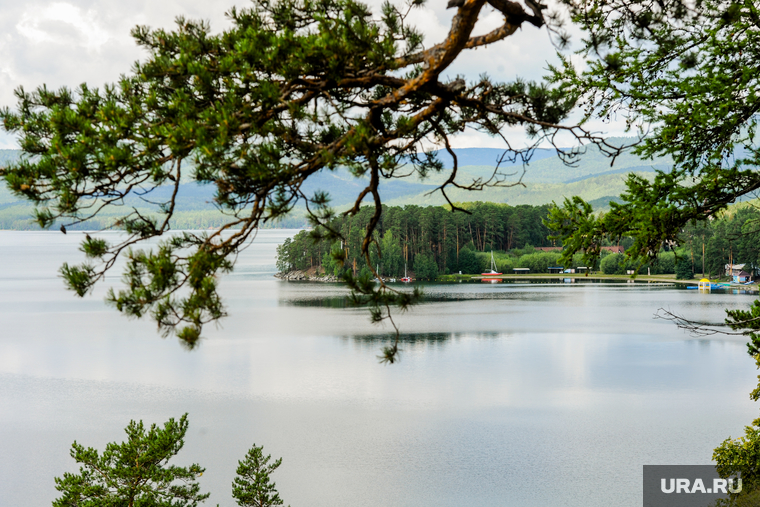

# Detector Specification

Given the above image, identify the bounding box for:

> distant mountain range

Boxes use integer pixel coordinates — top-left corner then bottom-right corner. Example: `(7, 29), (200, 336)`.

(0, 141), (668, 229)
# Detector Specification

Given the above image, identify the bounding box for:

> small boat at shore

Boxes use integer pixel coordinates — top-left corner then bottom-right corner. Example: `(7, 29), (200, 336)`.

(400, 263), (412, 283)
(481, 251), (502, 277)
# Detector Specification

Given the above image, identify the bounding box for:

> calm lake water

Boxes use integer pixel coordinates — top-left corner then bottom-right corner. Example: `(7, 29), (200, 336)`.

(1, 229), (759, 507)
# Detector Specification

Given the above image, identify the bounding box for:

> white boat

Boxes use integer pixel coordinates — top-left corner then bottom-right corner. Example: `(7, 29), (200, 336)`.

(481, 251), (502, 277)
(400, 263), (412, 283)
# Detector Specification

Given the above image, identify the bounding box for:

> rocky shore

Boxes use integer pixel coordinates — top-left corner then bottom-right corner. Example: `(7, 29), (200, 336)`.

(274, 269), (340, 282)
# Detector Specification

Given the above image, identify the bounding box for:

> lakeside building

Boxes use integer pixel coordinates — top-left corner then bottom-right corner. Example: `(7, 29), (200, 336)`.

(733, 271), (752, 283)
(723, 264), (755, 282)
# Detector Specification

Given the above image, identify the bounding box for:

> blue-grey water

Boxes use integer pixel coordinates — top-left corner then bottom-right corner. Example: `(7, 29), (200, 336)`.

(1, 229), (758, 507)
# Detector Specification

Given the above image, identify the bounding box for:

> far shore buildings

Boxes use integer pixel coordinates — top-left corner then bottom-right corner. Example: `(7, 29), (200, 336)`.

(726, 263), (753, 283)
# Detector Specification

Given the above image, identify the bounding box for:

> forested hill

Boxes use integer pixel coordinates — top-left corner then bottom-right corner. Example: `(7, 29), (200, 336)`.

(277, 200), (760, 281)
(0, 143), (667, 229)
(276, 202), (560, 280)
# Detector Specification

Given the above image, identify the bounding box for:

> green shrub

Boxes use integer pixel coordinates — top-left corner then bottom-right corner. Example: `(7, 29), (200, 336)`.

(457, 247), (481, 274)
(675, 259), (693, 279)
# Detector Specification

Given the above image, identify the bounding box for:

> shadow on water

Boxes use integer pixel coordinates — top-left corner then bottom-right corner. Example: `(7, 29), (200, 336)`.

(278, 278), (679, 308)
(340, 331), (502, 352)
(280, 292), (546, 308)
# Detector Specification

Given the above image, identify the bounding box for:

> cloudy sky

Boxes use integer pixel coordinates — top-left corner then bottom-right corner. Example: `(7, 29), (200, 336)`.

(0, 0), (624, 149)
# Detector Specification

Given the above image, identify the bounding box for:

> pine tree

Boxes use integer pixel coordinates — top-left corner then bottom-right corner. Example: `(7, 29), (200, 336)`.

(232, 444), (287, 507)
(52, 414), (209, 507)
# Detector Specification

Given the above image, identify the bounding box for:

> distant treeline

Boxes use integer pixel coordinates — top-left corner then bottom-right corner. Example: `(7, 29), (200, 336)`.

(276, 202), (562, 279)
(599, 205), (760, 278)
(677, 205), (760, 278)
(276, 201), (760, 280)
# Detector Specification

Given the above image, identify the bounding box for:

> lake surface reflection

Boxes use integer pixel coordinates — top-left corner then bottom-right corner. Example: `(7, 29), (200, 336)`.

(1, 230), (758, 507)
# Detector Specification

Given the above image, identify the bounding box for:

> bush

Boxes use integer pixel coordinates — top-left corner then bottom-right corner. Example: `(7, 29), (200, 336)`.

(654, 251), (675, 274)
(516, 252), (562, 272)
(496, 257), (515, 273)
(457, 247), (481, 274)
(601, 253), (626, 275)
(675, 259), (693, 279)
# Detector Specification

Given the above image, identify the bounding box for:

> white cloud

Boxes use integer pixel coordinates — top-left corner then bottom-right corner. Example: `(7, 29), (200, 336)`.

(16, 2), (110, 51)
(0, 0), (624, 150)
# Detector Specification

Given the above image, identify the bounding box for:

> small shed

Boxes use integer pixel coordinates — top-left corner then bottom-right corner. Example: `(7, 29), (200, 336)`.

(576, 267), (589, 273)
(547, 266), (564, 274)
(513, 267), (530, 274)
(698, 278), (711, 290)
(734, 271), (752, 283)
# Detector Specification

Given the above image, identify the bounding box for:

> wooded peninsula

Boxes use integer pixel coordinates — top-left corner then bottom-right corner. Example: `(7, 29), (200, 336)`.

(276, 201), (760, 280)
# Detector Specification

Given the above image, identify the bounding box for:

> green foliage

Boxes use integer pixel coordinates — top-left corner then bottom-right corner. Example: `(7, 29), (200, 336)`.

(52, 414), (208, 507)
(653, 251), (675, 275)
(103, 235), (233, 348)
(413, 253), (438, 280)
(81, 235), (109, 258)
(276, 202), (559, 277)
(675, 258), (693, 280)
(52, 414), (292, 507)
(715, 418), (760, 495)
(232, 444), (287, 507)
(550, 0), (760, 284)
(457, 247), (480, 274)
(601, 253), (625, 275)
(0, 0), (608, 345)
(728, 301), (760, 357)
(494, 255), (515, 274)
(515, 251), (563, 272)
(60, 262), (97, 297)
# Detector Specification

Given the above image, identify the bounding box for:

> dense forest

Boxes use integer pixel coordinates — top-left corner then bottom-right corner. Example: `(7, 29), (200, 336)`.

(276, 202), (760, 280)
(277, 202), (571, 279)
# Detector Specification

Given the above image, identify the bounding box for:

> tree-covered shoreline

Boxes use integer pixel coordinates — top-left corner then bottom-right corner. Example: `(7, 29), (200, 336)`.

(277, 202), (557, 280)
(276, 201), (760, 281)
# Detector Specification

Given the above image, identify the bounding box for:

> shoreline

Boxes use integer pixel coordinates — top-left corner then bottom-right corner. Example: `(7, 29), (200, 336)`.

(275, 270), (759, 290)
